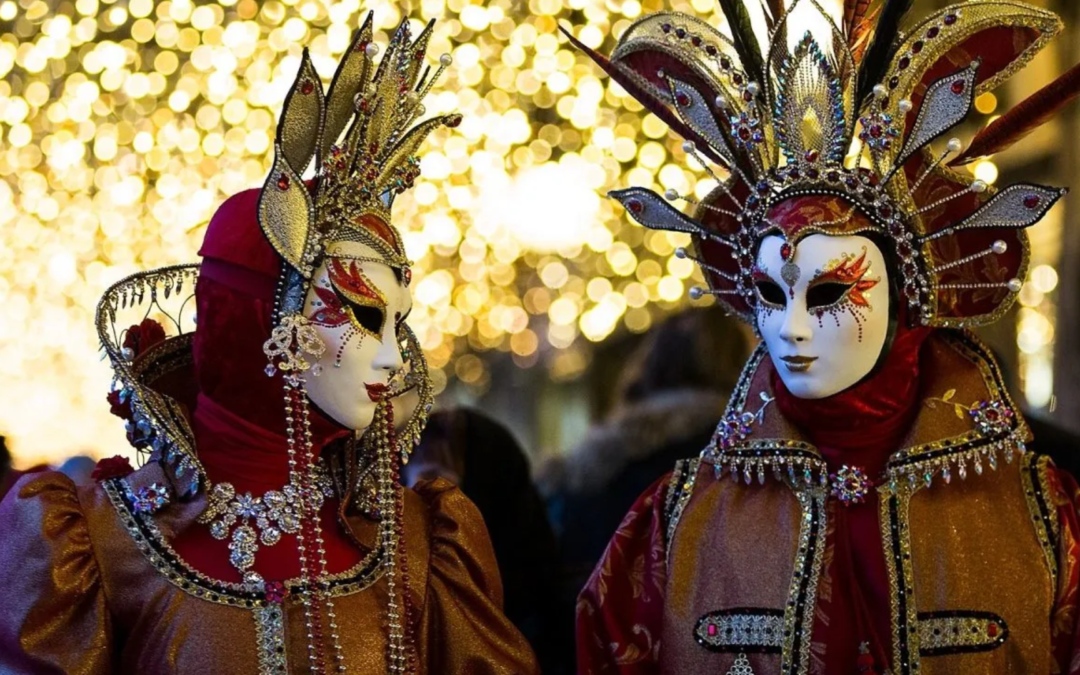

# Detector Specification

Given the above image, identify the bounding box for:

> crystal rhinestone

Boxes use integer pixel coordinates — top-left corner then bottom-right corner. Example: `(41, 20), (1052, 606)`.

(265, 364), (276, 377)
(1023, 194), (1042, 209)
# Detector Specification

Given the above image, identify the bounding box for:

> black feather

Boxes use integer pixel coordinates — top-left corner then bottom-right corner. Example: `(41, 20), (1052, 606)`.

(855, 0), (913, 105)
(759, 0), (784, 32)
(718, 0), (765, 85)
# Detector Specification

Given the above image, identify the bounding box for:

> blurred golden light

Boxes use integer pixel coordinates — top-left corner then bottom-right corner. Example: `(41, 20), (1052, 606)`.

(0, 0), (728, 464)
(973, 160), (998, 185)
(1031, 264), (1059, 294)
(974, 92), (998, 115)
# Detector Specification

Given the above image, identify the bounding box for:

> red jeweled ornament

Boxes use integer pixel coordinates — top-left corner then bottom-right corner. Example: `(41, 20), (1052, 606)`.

(277, 173), (290, 191)
(91, 455), (134, 482)
(1023, 194), (1041, 209)
(264, 580), (288, 604)
(300, 80), (315, 95)
(830, 465), (872, 506)
(780, 242), (793, 261)
(950, 80), (966, 95)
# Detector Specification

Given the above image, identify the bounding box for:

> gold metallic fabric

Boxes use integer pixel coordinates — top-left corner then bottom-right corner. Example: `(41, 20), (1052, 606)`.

(0, 472), (539, 674)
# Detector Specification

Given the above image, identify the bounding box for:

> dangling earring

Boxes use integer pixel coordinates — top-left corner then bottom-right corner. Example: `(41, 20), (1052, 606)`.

(392, 323), (434, 464)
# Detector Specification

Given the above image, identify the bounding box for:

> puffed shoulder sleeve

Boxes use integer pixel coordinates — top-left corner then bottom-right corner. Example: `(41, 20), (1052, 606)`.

(411, 479), (540, 675)
(576, 471), (671, 675)
(0, 472), (113, 675)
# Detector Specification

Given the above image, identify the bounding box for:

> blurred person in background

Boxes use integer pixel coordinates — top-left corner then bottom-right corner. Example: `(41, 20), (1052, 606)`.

(403, 408), (562, 674)
(540, 306), (750, 672)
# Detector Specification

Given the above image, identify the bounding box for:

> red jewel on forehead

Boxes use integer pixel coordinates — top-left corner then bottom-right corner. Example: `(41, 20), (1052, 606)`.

(780, 241), (794, 262)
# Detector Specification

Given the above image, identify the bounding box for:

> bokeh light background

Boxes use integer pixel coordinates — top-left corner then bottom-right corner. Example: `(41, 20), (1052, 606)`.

(0, 0), (1064, 465)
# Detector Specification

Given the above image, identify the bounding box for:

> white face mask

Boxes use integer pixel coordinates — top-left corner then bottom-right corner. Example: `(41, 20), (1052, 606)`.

(754, 234), (890, 400)
(301, 240), (412, 431)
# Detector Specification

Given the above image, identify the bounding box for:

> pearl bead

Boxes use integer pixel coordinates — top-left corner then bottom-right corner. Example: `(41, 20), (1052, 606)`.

(746, 82), (759, 95)
(1007, 278), (1022, 293)
(947, 138), (962, 152)
(664, 188), (678, 201)
(715, 95), (728, 109)
(873, 84), (887, 98)
(365, 43), (380, 58)
(440, 53), (453, 67)
(992, 240), (1007, 254)
(898, 99), (913, 113)
(682, 140), (695, 153)
(689, 286), (705, 300)
(970, 180), (987, 193)
(675, 247), (687, 259)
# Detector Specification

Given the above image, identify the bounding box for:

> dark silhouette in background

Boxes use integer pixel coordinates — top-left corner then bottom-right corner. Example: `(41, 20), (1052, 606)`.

(403, 408), (562, 674)
(538, 306), (751, 673)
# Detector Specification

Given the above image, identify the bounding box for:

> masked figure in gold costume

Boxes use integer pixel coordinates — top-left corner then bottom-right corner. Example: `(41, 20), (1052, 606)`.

(0, 15), (538, 675)
(566, 0), (1080, 672)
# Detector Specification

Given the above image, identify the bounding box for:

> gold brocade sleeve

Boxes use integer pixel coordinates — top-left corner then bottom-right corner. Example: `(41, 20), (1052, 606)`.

(0, 472), (113, 675)
(411, 479), (540, 675)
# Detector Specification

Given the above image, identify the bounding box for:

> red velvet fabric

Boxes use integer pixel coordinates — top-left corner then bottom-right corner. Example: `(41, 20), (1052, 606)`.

(772, 314), (931, 673)
(173, 188), (359, 583)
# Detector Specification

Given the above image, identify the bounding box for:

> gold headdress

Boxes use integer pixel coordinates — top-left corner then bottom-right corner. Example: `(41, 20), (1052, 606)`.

(565, 0), (1071, 329)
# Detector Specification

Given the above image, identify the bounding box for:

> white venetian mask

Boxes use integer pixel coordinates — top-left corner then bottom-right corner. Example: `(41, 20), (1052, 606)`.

(301, 239), (412, 431)
(754, 233), (890, 400)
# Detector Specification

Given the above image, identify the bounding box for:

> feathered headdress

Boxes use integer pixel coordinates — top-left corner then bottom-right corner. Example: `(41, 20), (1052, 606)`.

(564, 0), (1072, 329)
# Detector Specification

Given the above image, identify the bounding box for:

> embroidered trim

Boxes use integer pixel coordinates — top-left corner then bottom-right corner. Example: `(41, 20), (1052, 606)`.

(1021, 453), (1059, 588)
(695, 608), (784, 653)
(780, 489), (826, 675)
(916, 611), (1008, 656)
(665, 458), (701, 552)
(254, 605), (289, 674)
(882, 485), (921, 675)
(105, 478), (384, 606)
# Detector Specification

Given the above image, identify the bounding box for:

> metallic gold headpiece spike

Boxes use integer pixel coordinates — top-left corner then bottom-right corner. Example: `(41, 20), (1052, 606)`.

(257, 14), (460, 296)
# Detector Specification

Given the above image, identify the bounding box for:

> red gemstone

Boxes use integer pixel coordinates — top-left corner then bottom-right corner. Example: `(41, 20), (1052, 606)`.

(788, 169), (801, 180)
(889, 76), (900, 89)
(987, 623), (998, 637)
(928, 26), (940, 38)
(674, 27), (686, 39)
(277, 173), (290, 190)
(627, 198), (644, 214)
(705, 44), (717, 56)
(781, 242), (793, 261)
(447, 115), (462, 128)
(879, 205), (893, 218)
(301, 80), (314, 95)
(899, 56), (911, 70)
(951, 80), (966, 95)
(944, 14), (957, 25)
(827, 171), (840, 183)
(913, 41), (924, 54)
(720, 56), (732, 70)
(738, 126), (752, 141)
(676, 91), (691, 106)
(732, 73), (744, 85)
(691, 35), (702, 47)
(897, 241), (913, 257)
(1023, 194), (1041, 209)
(807, 168), (820, 179)
(742, 90), (753, 102)
(804, 149), (819, 163)
(707, 624), (717, 636)
(661, 23), (671, 33)
(870, 125), (883, 139)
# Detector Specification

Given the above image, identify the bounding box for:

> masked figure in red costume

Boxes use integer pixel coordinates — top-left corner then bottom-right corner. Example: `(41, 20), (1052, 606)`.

(565, 1), (1080, 673)
(0, 16), (538, 675)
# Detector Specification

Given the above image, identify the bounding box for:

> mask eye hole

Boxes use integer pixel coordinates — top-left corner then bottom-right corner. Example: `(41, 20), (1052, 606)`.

(755, 279), (787, 307)
(348, 303), (385, 337)
(806, 282), (851, 309)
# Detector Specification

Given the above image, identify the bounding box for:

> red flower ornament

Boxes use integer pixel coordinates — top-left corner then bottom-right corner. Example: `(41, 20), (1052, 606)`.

(91, 455), (135, 482)
(122, 318), (167, 359)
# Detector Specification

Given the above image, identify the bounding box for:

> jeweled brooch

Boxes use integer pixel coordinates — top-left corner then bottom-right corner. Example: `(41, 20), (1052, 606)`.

(830, 465), (872, 506)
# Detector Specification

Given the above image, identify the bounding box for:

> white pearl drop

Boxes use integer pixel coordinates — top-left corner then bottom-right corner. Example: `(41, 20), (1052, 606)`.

(439, 53), (453, 67)
(947, 138), (962, 152)
(689, 286), (704, 300)
(682, 140), (695, 153)
(365, 43), (379, 58)
(715, 95), (728, 109)
(1007, 278), (1023, 293)
(992, 240), (1008, 254)
(898, 99), (913, 113)
(675, 247), (687, 259)
(746, 82), (759, 95)
(970, 180), (987, 193)
(664, 188), (678, 201)
(873, 84), (887, 98)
